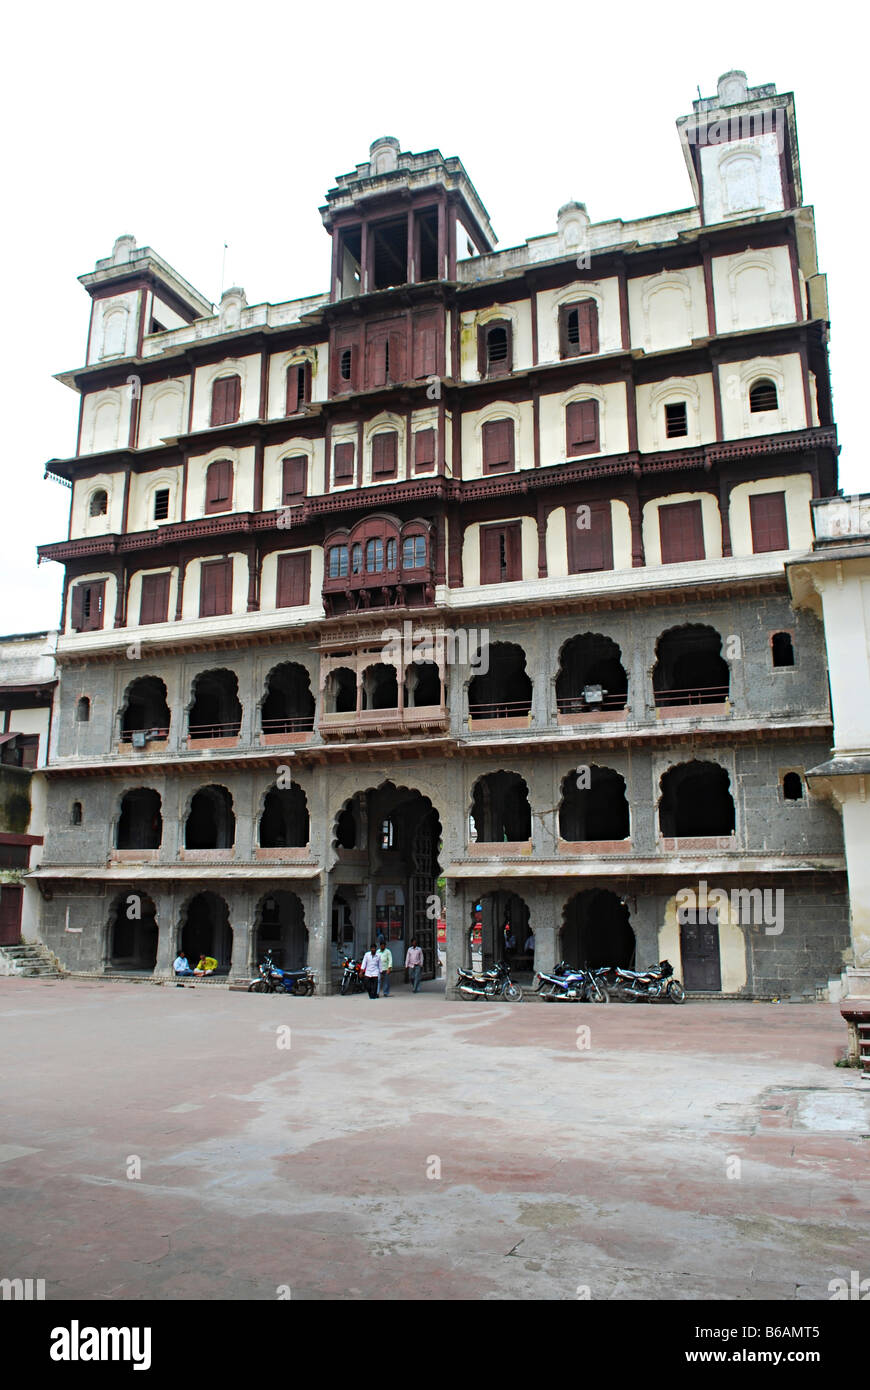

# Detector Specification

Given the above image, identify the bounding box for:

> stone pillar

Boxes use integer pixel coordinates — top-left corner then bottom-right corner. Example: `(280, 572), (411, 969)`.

(230, 900), (251, 980)
(153, 890), (176, 974)
(444, 878), (466, 996)
(310, 872), (333, 994)
(529, 883), (559, 976)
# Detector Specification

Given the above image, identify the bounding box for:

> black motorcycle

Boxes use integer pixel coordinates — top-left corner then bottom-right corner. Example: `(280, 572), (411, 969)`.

(604, 959), (685, 1003)
(534, 961), (609, 1003)
(456, 959), (522, 1002)
(339, 955), (366, 995)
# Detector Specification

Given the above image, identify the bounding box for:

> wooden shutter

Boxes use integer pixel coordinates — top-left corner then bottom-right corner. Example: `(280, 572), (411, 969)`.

(577, 300), (599, 354)
(367, 333), (386, 388)
(285, 366), (300, 414)
(659, 500), (705, 564)
(568, 500), (613, 573)
(79, 580), (106, 632)
(749, 492), (789, 553)
(282, 455), (308, 503)
(412, 310), (439, 378)
(210, 375), (241, 426)
(139, 572), (170, 625)
(482, 418), (515, 473)
(276, 552), (311, 608)
(199, 558), (233, 617)
(478, 321), (512, 376)
(334, 442), (355, 483)
(566, 399), (600, 455)
(205, 459), (233, 514)
(70, 582), (85, 631)
(480, 523), (522, 584)
(372, 432), (398, 477)
(504, 522), (522, 581)
(414, 428), (436, 473)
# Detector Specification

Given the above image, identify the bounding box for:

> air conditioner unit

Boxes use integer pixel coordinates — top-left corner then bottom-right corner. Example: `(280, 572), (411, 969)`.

(582, 684), (605, 704)
(131, 731), (146, 749)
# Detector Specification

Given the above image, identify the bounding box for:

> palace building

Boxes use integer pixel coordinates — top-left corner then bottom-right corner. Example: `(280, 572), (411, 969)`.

(32, 70), (853, 997)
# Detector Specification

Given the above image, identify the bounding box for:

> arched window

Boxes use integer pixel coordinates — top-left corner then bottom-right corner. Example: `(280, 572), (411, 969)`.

(328, 546), (349, 579)
(76, 697), (90, 722)
(351, 543), (363, 575)
(749, 379), (778, 413)
(386, 538), (397, 570)
(366, 538), (384, 573)
(153, 488), (170, 521)
(340, 348), (352, 381)
(89, 489), (108, 517)
(204, 459), (233, 514)
(478, 320), (512, 377)
(71, 801), (83, 825)
(783, 772), (803, 801)
(402, 535), (426, 569)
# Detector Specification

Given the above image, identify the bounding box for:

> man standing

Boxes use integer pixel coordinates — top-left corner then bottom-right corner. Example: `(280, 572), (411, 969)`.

(360, 943), (381, 1000)
(405, 938), (424, 993)
(377, 939), (393, 996)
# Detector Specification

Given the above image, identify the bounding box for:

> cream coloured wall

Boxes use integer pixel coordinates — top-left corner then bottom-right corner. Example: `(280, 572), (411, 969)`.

(138, 378), (189, 449)
(266, 346), (325, 416)
(410, 405), (439, 474)
(187, 445), (256, 518)
(329, 424), (358, 493)
(148, 293), (188, 333)
(628, 265), (708, 352)
(362, 411), (407, 487)
(263, 438), (324, 509)
(700, 132), (785, 224)
(729, 474), (813, 556)
(79, 386), (132, 455)
(536, 277), (621, 362)
(539, 380), (629, 464)
(546, 507), (568, 578)
(659, 891), (748, 993)
(181, 553), (248, 621)
(636, 374), (716, 453)
(87, 291), (139, 365)
(191, 354), (260, 432)
(64, 572), (118, 635)
(260, 547), (325, 616)
(127, 467), (183, 533)
(127, 567), (179, 627)
(459, 300), (533, 382)
(461, 516), (537, 587)
(711, 245), (795, 332)
(70, 474), (124, 539)
(460, 400), (534, 481)
(642, 490), (722, 565)
(718, 353), (807, 438)
(545, 499), (632, 577)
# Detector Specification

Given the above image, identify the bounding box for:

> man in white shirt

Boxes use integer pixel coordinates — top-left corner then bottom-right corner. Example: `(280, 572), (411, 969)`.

(377, 940), (393, 996)
(360, 944), (381, 1000)
(405, 938), (424, 992)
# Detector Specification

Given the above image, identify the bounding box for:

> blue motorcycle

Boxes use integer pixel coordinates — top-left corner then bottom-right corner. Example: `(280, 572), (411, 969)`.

(248, 951), (316, 996)
(534, 961), (609, 1003)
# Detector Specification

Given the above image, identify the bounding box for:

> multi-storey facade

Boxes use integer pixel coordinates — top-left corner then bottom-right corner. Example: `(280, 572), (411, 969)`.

(33, 71), (851, 996)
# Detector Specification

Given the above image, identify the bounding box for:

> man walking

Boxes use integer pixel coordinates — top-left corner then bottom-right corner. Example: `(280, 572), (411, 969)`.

(405, 938), (424, 993)
(377, 938), (393, 996)
(360, 943), (381, 999)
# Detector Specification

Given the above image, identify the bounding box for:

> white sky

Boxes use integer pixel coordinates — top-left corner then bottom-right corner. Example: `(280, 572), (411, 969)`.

(1, 0), (862, 635)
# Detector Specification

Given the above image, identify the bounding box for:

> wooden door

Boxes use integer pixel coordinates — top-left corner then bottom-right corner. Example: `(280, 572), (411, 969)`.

(679, 912), (721, 991)
(0, 885), (23, 945)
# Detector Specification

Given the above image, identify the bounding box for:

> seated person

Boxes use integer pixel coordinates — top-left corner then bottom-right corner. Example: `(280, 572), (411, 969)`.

(196, 955), (218, 975)
(173, 951), (196, 977)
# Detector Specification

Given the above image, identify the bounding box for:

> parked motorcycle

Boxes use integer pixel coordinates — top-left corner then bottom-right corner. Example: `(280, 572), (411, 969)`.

(248, 952), (316, 996)
(339, 955), (366, 996)
(604, 959), (685, 1003)
(534, 961), (609, 1003)
(456, 960), (523, 1002)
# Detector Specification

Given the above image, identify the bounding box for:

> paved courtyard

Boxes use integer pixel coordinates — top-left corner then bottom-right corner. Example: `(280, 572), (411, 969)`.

(1, 977), (868, 1301)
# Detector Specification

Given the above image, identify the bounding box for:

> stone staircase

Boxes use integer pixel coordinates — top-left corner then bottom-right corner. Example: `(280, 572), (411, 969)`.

(0, 942), (64, 978)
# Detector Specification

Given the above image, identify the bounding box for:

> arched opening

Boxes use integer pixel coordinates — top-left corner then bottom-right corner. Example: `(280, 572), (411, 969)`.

(561, 890), (635, 969)
(362, 663), (399, 710)
(71, 801), (83, 825)
(184, 785), (235, 849)
(556, 633), (628, 714)
(260, 662), (315, 735)
(659, 761), (735, 838)
(749, 378), (778, 413)
(558, 766), (630, 841)
(180, 893), (232, 972)
(406, 661), (442, 707)
(120, 676), (171, 742)
(653, 625), (730, 708)
(107, 891), (158, 971)
(89, 489), (108, 517)
(116, 788), (162, 849)
(324, 667), (357, 714)
(783, 772), (803, 801)
(470, 772), (532, 842)
(258, 785), (309, 847)
(331, 891), (355, 961)
(76, 697), (90, 722)
(253, 892), (308, 970)
(468, 643), (532, 720)
(473, 891), (532, 971)
(336, 805), (357, 849)
(771, 632), (794, 667)
(188, 669), (242, 738)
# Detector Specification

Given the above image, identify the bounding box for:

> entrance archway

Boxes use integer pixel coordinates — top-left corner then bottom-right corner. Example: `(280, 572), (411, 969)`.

(253, 892), (307, 970)
(107, 890), (158, 971)
(180, 892), (233, 971)
(561, 889), (635, 969)
(474, 891), (531, 971)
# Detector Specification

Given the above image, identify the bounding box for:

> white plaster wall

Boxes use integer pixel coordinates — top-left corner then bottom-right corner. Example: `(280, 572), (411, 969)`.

(461, 516), (537, 587)
(729, 474), (813, 556)
(459, 300), (533, 381)
(718, 354), (807, 438)
(127, 466), (183, 532)
(642, 491), (722, 566)
(612, 499), (632, 568)
(127, 567), (179, 627)
(814, 566), (870, 755)
(260, 547), (324, 615)
(263, 438), (323, 509)
(187, 445), (256, 518)
(70, 474), (124, 538)
(191, 354), (260, 431)
(628, 265), (708, 352)
(700, 132), (785, 224)
(88, 291), (139, 364)
(149, 294), (188, 333)
(636, 374), (716, 453)
(181, 553), (248, 620)
(711, 245), (795, 332)
(267, 346), (324, 416)
(138, 378), (189, 448)
(79, 387), (132, 455)
(539, 380), (629, 464)
(536, 278), (621, 362)
(460, 400), (534, 481)
(64, 572), (118, 634)
(841, 798), (870, 967)
(546, 507), (568, 578)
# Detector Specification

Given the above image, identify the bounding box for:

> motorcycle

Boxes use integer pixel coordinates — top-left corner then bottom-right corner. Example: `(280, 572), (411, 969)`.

(456, 959), (522, 1002)
(534, 961), (609, 1003)
(339, 955), (366, 996)
(604, 959), (685, 1004)
(248, 951), (316, 996)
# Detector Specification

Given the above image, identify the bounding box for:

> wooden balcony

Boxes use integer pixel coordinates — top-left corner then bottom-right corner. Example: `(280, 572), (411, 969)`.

(318, 703), (449, 741)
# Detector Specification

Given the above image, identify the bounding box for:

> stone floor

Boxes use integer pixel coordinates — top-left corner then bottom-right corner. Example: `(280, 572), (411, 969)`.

(1, 977), (868, 1301)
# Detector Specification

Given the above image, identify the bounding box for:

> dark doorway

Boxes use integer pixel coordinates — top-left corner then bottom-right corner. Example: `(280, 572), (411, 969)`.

(259, 785), (309, 847)
(556, 633), (628, 713)
(188, 669), (242, 737)
(470, 771), (531, 842)
(181, 893), (232, 971)
(120, 677), (171, 740)
(116, 788), (162, 849)
(185, 785), (235, 849)
(108, 891), (158, 971)
(653, 625), (729, 707)
(659, 761), (735, 838)
(468, 643), (532, 719)
(559, 766), (630, 840)
(679, 908), (722, 991)
(561, 890), (635, 969)
(261, 663), (315, 734)
(254, 892), (307, 970)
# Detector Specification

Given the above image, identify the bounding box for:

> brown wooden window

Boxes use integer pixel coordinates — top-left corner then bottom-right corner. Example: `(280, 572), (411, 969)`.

(340, 349), (353, 381)
(153, 488), (170, 521)
(282, 455), (308, 504)
(480, 522), (522, 584)
(276, 552), (311, 608)
(568, 499), (613, 573)
(333, 442), (355, 484)
(371, 431), (398, 478)
(414, 428), (436, 473)
(285, 362), (311, 415)
(659, 500), (705, 564)
(566, 399), (600, 456)
(749, 378), (778, 413)
(70, 579), (106, 632)
(664, 401), (688, 438)
(204, 459), (233, 514)
(749, 491), (789, 553)
(481, 418), (515, 474)
(139, 572), (171, 625)
(412, 309), (439, 378)
(199, 558), (233, 617)
(559, 300), (599, 358)
(210, 375), (241, 427)
(477, 320), (513, 377)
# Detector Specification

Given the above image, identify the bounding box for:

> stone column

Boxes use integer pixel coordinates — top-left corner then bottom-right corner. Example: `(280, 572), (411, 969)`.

(529, 883), (559, 976)
(307, 871), (333, 994)
(153, 889), (177, 974)
(444, 878), (468, 997)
